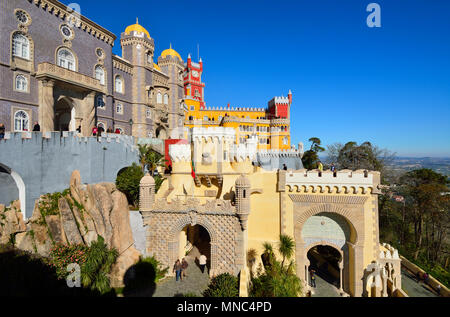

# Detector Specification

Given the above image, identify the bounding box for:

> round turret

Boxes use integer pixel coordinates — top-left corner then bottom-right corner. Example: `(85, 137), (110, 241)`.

(140, 173), (155, 211)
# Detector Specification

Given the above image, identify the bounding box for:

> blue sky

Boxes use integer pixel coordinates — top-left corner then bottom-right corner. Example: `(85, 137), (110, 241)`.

(62, 0), (450, 157)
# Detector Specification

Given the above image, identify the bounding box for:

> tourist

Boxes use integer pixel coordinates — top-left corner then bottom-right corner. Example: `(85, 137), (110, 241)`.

(0, 123), (5, 140)
(181, 258), (189, 279)
(199, 254), (207, 274)
(92, 126), (98, 136)
(76, 125), (82, 134)
(310, 269), (316, 288)
(107, 127), (113, 133)
(330, 163), (336, 173)
(437, 284), (441, 296)
(283, 164), (288, 171)
(98, 125), (104, 137)
(416, 271), (422, 283)
(115, 128), (121, 134)
(173, 259), (182, 282)
(423, 272), (430, 285)
(317, 161), (323, 173)
(32, 122), (40, 132)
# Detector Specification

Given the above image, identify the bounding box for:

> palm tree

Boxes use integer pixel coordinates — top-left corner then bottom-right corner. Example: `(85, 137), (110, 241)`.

(138, 144), (166, 175)
(278, 234), (295, 271)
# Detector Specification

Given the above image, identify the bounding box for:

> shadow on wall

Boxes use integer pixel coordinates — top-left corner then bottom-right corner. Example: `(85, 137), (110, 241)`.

(0, 246), (115, 297)
(122, 261), (157, 297)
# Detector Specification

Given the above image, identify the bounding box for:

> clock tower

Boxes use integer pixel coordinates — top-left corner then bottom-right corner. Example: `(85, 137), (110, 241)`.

(184, 54), (205, 109)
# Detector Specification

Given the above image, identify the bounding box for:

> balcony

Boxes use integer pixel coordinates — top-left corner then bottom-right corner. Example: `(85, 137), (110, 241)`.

(36, 62), (105, 93)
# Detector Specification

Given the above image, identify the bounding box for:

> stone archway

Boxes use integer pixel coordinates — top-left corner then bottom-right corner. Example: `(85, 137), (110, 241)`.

(293, 200), (365, 296)
(0, 163), (26, 219)
(54, 97), (77, 132)
(168, 213), (218, 277)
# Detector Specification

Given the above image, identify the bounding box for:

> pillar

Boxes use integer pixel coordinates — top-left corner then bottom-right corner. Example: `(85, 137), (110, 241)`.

(83, 91), (97, 137)
(38, 79), (55, 132)
(339, 260), (344, 292)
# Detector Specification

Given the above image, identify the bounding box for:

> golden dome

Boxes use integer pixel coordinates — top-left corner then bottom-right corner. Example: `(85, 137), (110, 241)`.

(153, 63), (161, 71)
(125, 18), (150, 39)
(160, 47), (182, 61)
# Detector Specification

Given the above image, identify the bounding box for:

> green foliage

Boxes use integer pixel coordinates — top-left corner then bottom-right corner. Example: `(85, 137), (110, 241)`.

(81, 236), (118, 295)
(203, 273), (239, 297)
(137, 256), (168, 283)
(38, 190), (70, 218)
(251, 235), (302, 297)
(302, 137), (325, 170)
(116, 163), (144, 207)
(138, 144), (167, 175)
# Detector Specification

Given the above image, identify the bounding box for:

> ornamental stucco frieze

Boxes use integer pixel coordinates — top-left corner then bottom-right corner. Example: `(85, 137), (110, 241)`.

(152, 197), (235, 215)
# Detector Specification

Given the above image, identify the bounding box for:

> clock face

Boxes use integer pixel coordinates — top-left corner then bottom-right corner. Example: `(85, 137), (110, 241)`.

(192, 70), (199, 78)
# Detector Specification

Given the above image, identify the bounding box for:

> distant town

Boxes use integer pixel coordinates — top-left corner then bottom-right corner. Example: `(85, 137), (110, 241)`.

(387, 157), (450, 177)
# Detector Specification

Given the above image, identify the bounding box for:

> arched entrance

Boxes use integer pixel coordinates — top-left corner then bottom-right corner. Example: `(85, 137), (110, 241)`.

(0, 163), (26, 218)
(54, 97), (76, 131)
(156, 126), (167, 140)
(297, 211), (355, 295)
(307, 245), (343, 293)
(179, 224), (211, 273)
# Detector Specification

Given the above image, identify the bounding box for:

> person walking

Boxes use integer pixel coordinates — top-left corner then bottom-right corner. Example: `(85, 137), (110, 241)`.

(423, 272), (430, 285)
(173, 259), (182, 282)
(32, 122), (40, 132)
(199, 254), (207, 274)
(0, 123), (5, 140)
(310, 269), (316, 288)
(181, 258), (189, 279)
(92, 126), (98, 136)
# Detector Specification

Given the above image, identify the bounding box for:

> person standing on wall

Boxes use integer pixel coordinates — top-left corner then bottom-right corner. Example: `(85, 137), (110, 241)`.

(0, 123), (5, 140)
(32, 122), (40, 132)
(199, 254), (207, 274)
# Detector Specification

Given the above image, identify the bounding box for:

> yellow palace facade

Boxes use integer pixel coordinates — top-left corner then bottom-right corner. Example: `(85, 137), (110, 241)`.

(182, 55), (293, 151)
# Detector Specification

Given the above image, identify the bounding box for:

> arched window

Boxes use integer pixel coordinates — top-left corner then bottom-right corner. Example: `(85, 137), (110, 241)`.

(115, 76), (123, 93)
(116, 103), (123, 114)
(15, 75), (28, 92)
(96, 95), (105, 108)
(14, 110), (29, 132)
(57, 48), (75, 71)
(12, 33), (29, 60)
(163, 94), (169, 105)
(95, 65), (105, 85)
(156, 92), (162, 104)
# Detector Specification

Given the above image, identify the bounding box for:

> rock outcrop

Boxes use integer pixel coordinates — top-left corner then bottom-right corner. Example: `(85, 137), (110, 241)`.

(0, 170), (141, 288)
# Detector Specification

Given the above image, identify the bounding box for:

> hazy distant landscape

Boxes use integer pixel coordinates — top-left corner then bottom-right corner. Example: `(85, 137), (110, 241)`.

(387, 157), (450, 177)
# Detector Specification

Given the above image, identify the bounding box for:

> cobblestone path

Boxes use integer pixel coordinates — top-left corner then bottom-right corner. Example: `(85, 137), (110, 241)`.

(153, 248), (210, 297)
(310, 274), (341, 297)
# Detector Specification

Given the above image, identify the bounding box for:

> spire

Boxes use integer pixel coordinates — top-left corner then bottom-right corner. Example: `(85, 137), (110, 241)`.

(136, 17), (139, 24)
(170, 43), (172, 49)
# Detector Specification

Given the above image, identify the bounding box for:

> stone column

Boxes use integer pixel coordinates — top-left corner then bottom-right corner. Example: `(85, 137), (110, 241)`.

(349, 242), (364, 297)
(82, 92), (97, 137)
(38, 79), (55, 132)
(339, 260), (344, 292)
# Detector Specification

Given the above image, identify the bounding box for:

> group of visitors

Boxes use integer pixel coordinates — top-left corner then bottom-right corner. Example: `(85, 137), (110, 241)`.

(0, 122), (41, 139)
(172, 253), (208, 282)
(92, 126), (122, 136)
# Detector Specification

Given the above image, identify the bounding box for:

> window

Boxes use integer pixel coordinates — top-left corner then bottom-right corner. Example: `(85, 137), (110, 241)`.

(95, 65), (105, 85)
(204, 116), (209, 121)
(12, 33), (30, 60)
(146, 109), (152, 119)
(15, 75), (27, 92)
(115, 76), (123, 93)
(218, 116), (223, 122)
(116, 103), (123, 114)
(190, 105), (195, 111)
(14, 110), (29, 132)
(163, 94), (169, 105)
(57, 48), (75, 71)
(283, 137), (289, 145)
(156, 92), (162, 104)
(146, 51), (152, 64)
(96, 95), (105, 108)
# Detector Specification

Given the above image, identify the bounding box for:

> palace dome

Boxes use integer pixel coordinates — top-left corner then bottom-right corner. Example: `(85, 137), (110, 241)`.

(153, 63), (161, 71)
(125, 19), (150, 39)
(140, 173), (155, 185)
(160, 47), (182, 61)
(235, 174), (250, 187)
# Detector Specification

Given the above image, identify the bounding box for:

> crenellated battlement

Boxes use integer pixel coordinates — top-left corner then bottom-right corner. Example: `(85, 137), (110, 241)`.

(169, 144), (191, 162)
(258, 149), (302, 158)
(282, 169), (381, 194)
(190, 127), (236, 143)
(229, 136), (258, 162)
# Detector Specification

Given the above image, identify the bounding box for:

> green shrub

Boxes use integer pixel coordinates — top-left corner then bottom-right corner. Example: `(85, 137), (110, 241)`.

(116, 163), (144, 207)
(138, 256), (168, 283)
(203, 273), (239, 297)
